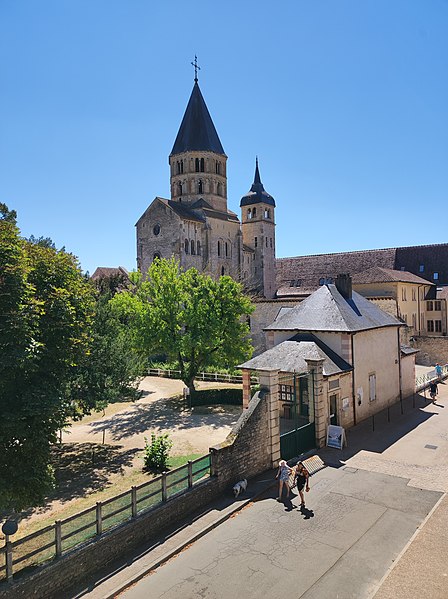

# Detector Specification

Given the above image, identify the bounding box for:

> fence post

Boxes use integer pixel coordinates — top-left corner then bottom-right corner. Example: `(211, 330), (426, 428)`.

(162, 473), (167, 502)
(96, 502), (103, 536)
(5, 536), (13, 582)
(55, 521), (62, 557)
(188, 461), (193, 488)
(131, 487), (137, 518)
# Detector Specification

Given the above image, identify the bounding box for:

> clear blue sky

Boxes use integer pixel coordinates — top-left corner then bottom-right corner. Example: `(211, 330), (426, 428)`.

(1, 1), (447, 274)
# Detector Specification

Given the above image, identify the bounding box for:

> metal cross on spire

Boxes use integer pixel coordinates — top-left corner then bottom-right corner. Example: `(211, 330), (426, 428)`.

(191, 55), (201, 82)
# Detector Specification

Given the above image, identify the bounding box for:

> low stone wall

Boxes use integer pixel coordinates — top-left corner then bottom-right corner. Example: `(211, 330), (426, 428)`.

(411, 336), (448, 366)
(0, 392), (271, 599)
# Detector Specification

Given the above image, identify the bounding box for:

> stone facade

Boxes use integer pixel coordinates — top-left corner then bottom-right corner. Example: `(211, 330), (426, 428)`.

(410, 336), (448, 366)
(136, 80), (276, 299)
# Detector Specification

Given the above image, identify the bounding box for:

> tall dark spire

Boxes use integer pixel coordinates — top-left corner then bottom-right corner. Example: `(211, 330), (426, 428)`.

(170, 82), (225, 156)
(240, 158), (276, 207)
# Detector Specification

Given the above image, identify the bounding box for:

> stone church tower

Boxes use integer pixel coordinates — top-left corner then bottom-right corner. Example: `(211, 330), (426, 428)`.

(136, 71), (276, 298)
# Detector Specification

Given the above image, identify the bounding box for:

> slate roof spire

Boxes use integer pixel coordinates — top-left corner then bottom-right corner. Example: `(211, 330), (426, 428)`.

(170, 80), (225, 156)
(240, 158), (276, 207)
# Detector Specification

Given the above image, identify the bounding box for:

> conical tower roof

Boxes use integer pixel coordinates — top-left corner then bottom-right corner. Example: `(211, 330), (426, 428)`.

(170, 82), (225, 156)
(240, 158), (275, 207)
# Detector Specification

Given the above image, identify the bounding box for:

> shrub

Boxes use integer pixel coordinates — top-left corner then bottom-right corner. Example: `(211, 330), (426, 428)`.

(143, 432), (173, 472)
(189, 388), (243, 406)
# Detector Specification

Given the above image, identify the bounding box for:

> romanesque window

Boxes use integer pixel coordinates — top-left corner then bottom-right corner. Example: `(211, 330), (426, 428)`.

(218, 241), (221, 257)
(266, 237), (268, 247)
(197, 240), (201, 255)
(217, 182), (222, 196)
(225, 242), (229, 257)
(177, 161), (181, 174)
(270, 238), (273, 248)
(221, 266), (225, 276)
(153, 224), (161, 236)
(252, 207), (257, 217)
(178, 182), (183, 195)
(200, 158), (204, 172)
(184, 239), (189, 254)
(254, 236), (258, 248)
(153, 252), (161, 260)
(215, 161), (221, 174)
(264, 209), (270, 219)
(180, 159), (184, 173)
(247, 209), (252, 219)
(195, 158), (200, 172)
(198, 180), (203, 194)
(191, 240), (195, 255)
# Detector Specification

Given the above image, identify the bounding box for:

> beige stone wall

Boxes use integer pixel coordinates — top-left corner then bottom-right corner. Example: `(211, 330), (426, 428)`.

(411, 336), (448, 366)
(352, 327), (401, 423)
(401, 353), (416, 397)
(324, 372), (354, 429)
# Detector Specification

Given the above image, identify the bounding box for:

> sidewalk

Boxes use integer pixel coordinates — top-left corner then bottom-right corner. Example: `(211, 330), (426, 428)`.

(71, 470), (279, 599)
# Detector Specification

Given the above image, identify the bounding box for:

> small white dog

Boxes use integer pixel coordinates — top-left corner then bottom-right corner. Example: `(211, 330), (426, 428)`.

(232, 479), (247, 498)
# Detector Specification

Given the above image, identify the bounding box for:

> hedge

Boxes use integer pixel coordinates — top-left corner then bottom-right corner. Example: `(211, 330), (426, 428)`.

(189, 388), (243, 406)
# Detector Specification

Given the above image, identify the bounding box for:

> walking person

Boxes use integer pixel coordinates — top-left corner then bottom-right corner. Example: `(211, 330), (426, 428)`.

(276, 459), (293, 501)
(429, 380), (438, 402)
(294, 461), (310, 509)
(435, 363), (443, 381)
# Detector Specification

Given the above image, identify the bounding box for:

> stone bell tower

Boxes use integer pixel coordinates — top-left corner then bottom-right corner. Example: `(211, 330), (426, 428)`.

(240, 159), (276, 298)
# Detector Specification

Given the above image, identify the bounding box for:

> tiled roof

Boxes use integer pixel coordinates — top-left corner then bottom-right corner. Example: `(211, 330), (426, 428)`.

(352, 267), (433, 286)
(166, 200), (205, 223)
(239, 333), (352, 376)
(276, 243), (448, 288)
(170, 82), (225, 155)
(265, 284), (402, 333)
(91, 266), (129, 281)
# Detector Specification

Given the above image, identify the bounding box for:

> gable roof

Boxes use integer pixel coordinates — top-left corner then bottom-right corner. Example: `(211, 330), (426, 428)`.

(239, 333), (352, 376)
(276, 243), (448, 288)
(265, 284), (402, 333)
(170, 82), (225, 155)
(91, 266), (129, 281)
(352, 266), (434, 286)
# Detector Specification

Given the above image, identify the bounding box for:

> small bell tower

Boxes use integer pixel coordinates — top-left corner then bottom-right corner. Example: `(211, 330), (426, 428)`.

(240, 159), (276, 298)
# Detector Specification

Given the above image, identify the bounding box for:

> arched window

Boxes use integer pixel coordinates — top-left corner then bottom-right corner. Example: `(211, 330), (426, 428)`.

(153, 224), (160, 236)
(215, 161), (220, 174)
(247, 208), (252, 219)
(200, 157), (204, 172)
(198, 180), (203, 193)
(264, 208), (270, 219)
(177, 161), (181, 174)
(252, 207), (257, 217)
(195, 158), (200, 172)
(153, 252), (161, 260)
(218, 240), (221, 257)
(197, 240), (201, 255)
(180, 159), (184, 174)
(266, 237), (268, 247)
(225, 242), (229, 257)
(217, 182), (222, 196)
(254, 236), (258, 248)
(185, 239), (189, 254)
(221, 266), (225, 276)
(178, 182), (182, 195)
(191, 240), (195, 255)
(270, 238), (273, 248)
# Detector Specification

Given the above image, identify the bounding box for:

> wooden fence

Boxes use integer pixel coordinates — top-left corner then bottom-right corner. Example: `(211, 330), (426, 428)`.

(0, 455), (211, 582)
(147, 368), (258, 384)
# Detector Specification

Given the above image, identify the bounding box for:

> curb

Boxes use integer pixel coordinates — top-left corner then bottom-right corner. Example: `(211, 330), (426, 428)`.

(103, 482), (275, 599)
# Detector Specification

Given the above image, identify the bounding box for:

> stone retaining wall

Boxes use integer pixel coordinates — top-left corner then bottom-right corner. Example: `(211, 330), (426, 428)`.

(411, 336), (448, 366)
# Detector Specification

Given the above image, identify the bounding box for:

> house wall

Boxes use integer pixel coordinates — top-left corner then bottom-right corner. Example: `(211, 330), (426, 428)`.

(352, 327), (401, 422)
(251, 299), (300, 354)
(401, 354), (416, 398)
(324, 372), (354, 429)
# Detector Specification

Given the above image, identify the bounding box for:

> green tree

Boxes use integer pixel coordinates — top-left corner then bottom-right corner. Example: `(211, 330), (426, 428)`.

(111, 258), (254, 389)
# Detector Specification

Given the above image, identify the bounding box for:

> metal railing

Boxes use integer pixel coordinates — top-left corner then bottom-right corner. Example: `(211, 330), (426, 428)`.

(415, 364), (448, 392)
(147, 368), (258, 385)
(0, 454), (211, 582)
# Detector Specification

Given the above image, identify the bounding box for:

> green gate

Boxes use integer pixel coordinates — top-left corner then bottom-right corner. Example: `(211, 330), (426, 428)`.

(279, 371), (316, 460)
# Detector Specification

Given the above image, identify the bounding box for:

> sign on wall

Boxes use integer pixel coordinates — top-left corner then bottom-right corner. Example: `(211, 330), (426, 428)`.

(327, 425), (346, 450)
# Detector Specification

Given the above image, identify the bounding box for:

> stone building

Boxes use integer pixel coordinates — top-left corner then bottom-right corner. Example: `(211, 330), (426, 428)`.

(136, 75), (276, 299)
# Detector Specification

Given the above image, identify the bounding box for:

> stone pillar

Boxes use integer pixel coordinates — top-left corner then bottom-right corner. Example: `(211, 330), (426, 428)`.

(305, 358), (327, 448)
(258, 369), (281, 467)
(242, 370), (252, 409)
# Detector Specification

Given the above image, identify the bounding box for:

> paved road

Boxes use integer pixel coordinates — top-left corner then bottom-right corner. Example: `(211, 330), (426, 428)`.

(118, 384), (448, 599)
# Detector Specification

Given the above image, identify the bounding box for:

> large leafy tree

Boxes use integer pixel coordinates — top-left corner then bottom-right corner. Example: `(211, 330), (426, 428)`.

(0, 206), (142, 509)
(111, 258), (254, 389)
(0, 206), (96, 508)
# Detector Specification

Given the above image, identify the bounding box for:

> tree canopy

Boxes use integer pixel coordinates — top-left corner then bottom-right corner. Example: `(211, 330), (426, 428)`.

(0, 206), (143, 509)
(110, 258), (254, 389)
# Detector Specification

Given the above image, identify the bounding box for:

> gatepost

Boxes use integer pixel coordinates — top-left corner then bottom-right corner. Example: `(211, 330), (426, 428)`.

(257, 368), (281, 467)
(305, 357), (328, 448)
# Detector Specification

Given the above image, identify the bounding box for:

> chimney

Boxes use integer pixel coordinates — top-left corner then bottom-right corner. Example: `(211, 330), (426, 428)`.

(335, 273), (352, 299)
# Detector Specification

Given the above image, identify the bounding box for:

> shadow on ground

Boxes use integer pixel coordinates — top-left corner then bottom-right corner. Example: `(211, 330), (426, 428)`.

(87, 395), (242, 441)
(318, 392), (439, 467)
